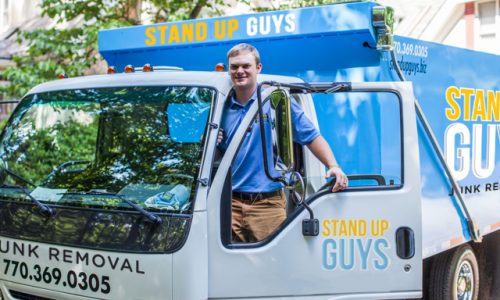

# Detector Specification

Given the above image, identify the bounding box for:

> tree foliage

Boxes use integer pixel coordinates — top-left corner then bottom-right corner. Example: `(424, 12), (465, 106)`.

(0, 0), (228, 98)
(253, 0), (348, 12)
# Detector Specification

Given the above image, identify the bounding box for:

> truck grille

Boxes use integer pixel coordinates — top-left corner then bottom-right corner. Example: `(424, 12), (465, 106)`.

(8, 290), (55, 300)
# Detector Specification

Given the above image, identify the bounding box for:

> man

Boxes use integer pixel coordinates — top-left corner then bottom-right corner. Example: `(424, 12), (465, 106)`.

(218, 43), (348, 243)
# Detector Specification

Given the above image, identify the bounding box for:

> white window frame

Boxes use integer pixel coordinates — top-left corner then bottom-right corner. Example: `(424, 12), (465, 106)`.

(473, 0), (500, 54)
(475, 0), (498, 36)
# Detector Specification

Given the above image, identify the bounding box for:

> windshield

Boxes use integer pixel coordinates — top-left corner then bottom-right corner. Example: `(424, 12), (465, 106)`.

(0, 86), (215, 213)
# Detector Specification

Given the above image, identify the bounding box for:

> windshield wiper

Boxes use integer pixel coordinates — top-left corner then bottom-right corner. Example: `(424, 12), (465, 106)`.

(0, 183), (55, 217)
(62, 190), (162, 225)
(0, 165), (37, 188)
(0, 165), (54, 217)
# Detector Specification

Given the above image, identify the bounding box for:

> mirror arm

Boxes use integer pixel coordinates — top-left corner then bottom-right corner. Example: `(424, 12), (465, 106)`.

(257, 83), (288, 186)
(261, 81), (352, 94)
(288, 171), (318, 236)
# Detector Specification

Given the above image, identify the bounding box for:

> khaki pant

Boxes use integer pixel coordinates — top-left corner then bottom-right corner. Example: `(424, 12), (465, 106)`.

(231, 190), (286, 243)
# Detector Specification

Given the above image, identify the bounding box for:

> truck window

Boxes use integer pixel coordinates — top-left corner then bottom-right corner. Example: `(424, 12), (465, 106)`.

(305, 91), (403, 191)
(222, 90), (403, 246)
(0, 86), (215, 213)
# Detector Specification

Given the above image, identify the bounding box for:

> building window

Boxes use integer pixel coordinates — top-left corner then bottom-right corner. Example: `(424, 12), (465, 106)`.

(476, 0), (499, 52)
(0, 0), (9, 28)
(478, 1), (496, 26)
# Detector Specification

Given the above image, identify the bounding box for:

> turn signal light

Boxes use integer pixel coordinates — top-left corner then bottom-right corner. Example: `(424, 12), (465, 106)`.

(107, 66), (117, 74)
(143, 64), (153, 72)
(215, 63), (226, 72)
(58, 73), (67, 79)
(124, 65), (135, 73)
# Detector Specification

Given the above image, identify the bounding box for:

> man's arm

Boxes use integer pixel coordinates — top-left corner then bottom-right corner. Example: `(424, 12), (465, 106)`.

(307, 135), (348, 192)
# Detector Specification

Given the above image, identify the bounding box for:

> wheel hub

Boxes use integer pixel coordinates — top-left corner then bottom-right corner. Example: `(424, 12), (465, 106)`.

(456, 260), (474, 300)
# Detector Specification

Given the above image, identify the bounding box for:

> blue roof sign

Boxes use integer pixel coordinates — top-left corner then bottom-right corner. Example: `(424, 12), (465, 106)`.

(98, 2), (380, 73)
(99, 2), (377, 52)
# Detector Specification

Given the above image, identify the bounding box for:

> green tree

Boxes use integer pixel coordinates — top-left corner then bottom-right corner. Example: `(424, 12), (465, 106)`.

(0, 0), (228, 98)
(253, 0), (353, 12)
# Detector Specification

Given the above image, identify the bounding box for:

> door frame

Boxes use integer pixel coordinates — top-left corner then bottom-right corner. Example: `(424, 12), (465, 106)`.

(206, 82), (423, 299)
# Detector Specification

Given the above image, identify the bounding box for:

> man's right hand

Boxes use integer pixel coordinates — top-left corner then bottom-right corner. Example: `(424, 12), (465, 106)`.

(326, 166), (348, 192)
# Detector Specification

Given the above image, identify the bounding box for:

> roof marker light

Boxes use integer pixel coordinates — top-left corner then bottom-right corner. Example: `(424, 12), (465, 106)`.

(143, 64), (153, 72)
(372, 6), (394, 51)
(215, 63), (226, 72)
(124, 65), (135, 73)
(58, 73), (68, 79)
(107, 66), (117, 74)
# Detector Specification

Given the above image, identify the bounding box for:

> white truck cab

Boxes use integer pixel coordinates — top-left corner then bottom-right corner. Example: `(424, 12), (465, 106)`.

(0, 70), (423, 299)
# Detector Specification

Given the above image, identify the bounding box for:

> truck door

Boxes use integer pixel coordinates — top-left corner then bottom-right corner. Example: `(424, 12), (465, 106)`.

(207, 82), (422, 299)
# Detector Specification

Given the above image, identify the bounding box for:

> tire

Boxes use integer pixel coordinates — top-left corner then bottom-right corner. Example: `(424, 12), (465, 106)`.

(428, 244), (479, 300)
(475, 231), (500, 300)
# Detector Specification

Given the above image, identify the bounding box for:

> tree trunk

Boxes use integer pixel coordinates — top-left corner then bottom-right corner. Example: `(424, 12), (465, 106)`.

(189, 0), (207, 19)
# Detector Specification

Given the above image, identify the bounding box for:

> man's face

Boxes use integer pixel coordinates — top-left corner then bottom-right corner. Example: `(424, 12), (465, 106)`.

(228, 51), (262, 91)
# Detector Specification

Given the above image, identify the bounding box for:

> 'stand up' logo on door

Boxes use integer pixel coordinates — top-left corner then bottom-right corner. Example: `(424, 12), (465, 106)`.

(321, 219), (391, 271)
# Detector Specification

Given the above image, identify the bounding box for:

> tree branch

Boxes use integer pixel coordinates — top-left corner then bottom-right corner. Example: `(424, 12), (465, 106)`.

(189, 0), (206, 19)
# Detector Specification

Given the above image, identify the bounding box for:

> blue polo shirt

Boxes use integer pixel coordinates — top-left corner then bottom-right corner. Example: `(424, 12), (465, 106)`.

(219, 91), (320, 193)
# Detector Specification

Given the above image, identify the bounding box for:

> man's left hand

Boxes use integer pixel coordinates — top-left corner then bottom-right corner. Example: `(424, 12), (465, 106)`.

(326, 166), (348, 192)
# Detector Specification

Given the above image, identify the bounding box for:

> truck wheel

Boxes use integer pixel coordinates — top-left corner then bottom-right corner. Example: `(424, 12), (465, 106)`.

(429, 244), (479, 300)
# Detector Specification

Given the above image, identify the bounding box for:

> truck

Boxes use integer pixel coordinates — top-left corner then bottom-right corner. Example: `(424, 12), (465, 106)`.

(0, 1), (498, 299)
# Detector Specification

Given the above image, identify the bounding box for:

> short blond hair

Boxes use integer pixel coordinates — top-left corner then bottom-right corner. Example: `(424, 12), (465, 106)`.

(227, 43), (261, 65)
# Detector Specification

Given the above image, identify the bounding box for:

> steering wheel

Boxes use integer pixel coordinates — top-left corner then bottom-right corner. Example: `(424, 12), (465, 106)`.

(42, 160), (91, 185)
(287, 171), (305, 205)
(160, 173), (194, 185)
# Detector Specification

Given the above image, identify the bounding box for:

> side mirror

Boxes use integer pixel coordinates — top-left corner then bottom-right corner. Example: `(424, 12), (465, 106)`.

(270, 90), (294, 172)
(287, 171), (305, 205)
(167, 103), (210, 143)
(255, 85), (294, 185)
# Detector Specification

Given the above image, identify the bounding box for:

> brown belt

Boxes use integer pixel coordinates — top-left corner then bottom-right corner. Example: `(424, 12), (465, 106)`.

(233, 190), (281, 201)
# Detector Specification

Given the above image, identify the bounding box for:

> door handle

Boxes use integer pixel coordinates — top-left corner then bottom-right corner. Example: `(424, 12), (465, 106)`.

(396, 227), (415, 259)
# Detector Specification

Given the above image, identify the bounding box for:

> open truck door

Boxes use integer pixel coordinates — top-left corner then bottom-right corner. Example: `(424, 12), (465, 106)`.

(207, 81), (423, 299)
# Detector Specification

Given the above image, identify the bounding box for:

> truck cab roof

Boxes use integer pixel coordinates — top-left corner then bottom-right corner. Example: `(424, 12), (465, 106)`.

(26, 71), (304, 96)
